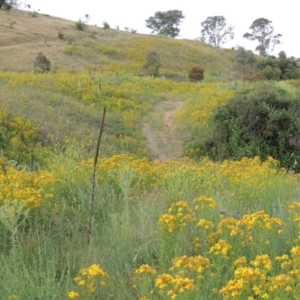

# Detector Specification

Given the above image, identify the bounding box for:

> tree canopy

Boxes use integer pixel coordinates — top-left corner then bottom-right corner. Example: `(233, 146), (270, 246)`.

(0, 0), (21, 9)
(200, 16), (234, 47)
(258, 51), (300, 80)
(145, 10), (185, 38)
(243, 18), (282, 56)
(234, 47), (256, 80)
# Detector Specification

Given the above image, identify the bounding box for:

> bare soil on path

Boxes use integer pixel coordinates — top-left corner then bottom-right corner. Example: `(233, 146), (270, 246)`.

(142, 101), (184, 161)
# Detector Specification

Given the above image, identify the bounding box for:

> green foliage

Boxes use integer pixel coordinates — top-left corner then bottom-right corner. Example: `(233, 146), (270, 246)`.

(143, 51), (161, 77)
(261, 65), (281, 80)
(57, 30), (64, 39)
(75, 19), (86, 31)
(0, 109), (45, 166)
(145, 10), (185, 38)
(33, 52), (51, 73)
(258, 51), (300, 80)
(0, 0), (19, 10)
(188, 66), (205, 82)
(243, 18), (282, 56)
(200, 83), (300, 171)
(2, 68), (300, 299)
(201, 16), (234, 47)
(63, 45), (78, 55)
(102, 21), (110, 30)
(234, 47), (256, 80)
(28, 10), (37, 17)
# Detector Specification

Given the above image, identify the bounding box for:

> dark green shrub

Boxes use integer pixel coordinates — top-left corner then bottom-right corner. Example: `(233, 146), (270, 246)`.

(103, 21), (110, 30)
(188, 66), (205, 82)
(143, 51), (161, 77)
(234, 47), (256, 81)
(198, 83), (300, 171)
(0, 0), (13, 10)
(33, 52), (51, 73)
(261, 65), (281, 80)
(29, 10), (37, 17)
(57, 30), (64, 39)
(258, 52), (300, 80)
(75, 19), (86, 31)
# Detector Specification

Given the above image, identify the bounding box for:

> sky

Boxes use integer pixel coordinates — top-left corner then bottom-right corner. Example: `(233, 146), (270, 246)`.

(23, 0), (299, 57)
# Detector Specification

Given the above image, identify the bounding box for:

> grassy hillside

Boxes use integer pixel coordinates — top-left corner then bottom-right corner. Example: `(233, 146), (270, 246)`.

(0, 9), (234, 78)
(1, 8), (300, 300)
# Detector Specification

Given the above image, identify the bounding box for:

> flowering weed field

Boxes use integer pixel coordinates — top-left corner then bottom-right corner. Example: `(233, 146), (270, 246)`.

(1, 69), (300, 299)
(1, 152), (300, 299)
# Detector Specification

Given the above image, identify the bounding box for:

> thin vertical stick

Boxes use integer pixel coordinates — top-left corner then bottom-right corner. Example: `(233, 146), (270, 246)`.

(87, 106), (106, 245)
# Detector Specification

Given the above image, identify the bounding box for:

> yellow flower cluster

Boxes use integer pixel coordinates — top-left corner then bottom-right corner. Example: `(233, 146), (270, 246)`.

(209, 239), (232, 257)
(171, 255), (213, 274)
(68, 264), (109, 299)
(176, 83), (235, 127)
(220, 249), (300, 299)
(159, 201), (195, 232)
(135, 264), (157, 275)
(0, 109), (45, 164)
(155, 274), (196, 299)
(135, 195), (300, 299)
(77, 154), (169, 194)
(0, 166), (57, 209)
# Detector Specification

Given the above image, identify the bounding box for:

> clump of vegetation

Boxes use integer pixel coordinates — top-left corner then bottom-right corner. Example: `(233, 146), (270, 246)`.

(63, 45), (78, 55)
(8, 20), (16, 28)
(143, 51), (161, 77)
(75, 19), (86, 31)
(258, 51), (300, 80)
(124, 27), (137, 33)
(145, 10), (185, 38)
(102, 21), (110, 30)
(199, 82), (300, 171)
(0, 109), (45, 166)
(57, 30), (64, 39)
(188, 66), (205, 82)
(28, 10), (37, 17)
(0, 0), (19, 10)
(33, 52), (51, 73)
(234, 46), (256, 81)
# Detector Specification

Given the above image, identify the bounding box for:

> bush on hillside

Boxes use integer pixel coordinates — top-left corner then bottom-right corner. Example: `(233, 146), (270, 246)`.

(234, 47), (256, 81)
(258, 52), (300, 80)
(103, 21), (110, 30)
(34, 52), (51, 73)
(143, 51), (161, 77)
(0, 110), (45, 168)
(57, 30), (64, 39)
(261, 65), (281, 80)
(75, 19), (86, 31)
(188, 66), (205, 82)
(196, 83), (300, 171)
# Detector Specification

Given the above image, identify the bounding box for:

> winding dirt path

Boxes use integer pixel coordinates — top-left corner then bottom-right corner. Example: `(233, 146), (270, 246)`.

(142, 101), (184, 161)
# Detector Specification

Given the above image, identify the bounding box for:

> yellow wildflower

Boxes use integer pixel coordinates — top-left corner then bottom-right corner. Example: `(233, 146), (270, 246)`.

(135, 264), (156, 275)
(67, 291), (80, 299)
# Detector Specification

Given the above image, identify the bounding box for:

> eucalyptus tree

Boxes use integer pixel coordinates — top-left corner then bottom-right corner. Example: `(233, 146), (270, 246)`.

(243, 18), (282, 56)
(145, 10), (185, 38)
(200, 16), (234, 47)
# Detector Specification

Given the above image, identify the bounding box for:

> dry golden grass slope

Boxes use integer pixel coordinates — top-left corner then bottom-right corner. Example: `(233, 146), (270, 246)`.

(0, 9), (235, 75)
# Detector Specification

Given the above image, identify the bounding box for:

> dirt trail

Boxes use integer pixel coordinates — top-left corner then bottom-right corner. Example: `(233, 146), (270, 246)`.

(142, 101), (184, 161)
